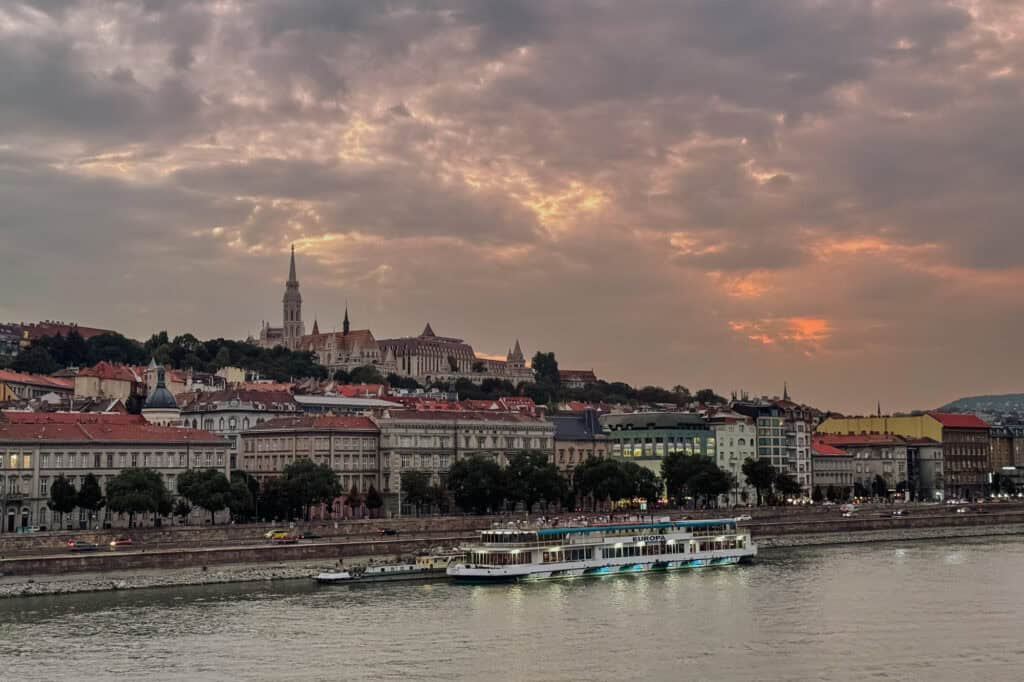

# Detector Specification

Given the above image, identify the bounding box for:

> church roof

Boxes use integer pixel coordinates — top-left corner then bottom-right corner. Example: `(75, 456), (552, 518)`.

(421, 323), (435, 337)
(288, 244), (297, 283)
(143, 368), (178, 410)
(301, 329), (378, 352)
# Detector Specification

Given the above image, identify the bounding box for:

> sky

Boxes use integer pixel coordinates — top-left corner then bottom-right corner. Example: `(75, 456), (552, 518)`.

(2, 0), (1023, 414)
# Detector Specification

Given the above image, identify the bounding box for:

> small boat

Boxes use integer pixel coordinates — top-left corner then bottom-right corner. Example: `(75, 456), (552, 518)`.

(314, 550), (463, 585)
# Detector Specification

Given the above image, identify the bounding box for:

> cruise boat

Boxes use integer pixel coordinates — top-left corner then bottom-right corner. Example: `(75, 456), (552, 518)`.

(447, 518), (756, 583)
(315, 550), (462, 584)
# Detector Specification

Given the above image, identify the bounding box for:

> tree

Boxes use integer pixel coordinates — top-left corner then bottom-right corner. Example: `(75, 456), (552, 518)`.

(506, 450), (568, 512)
(662, 453), (711, 506)
(227, 478), (256, 522)
(812, 486), (824, 503)
(213, 346), (232, 368)
(531, 351), (560, 386)
(364, 485), (384, 517)
(281, 458), (342, 520)
(826, 484), (839, 502)
(427, 485), (452, 514)
(447, 456), (507, 514)
(775, 472), (802, 499)
(177, 469), (232, 525)
(386, 373), (420, 390)
(688, 466), (733, 508)
(333, 369), (353, 383)
(694, 388), (726, 405)
(624, 463), (663, 505)
(872, 474), (889, 499)
(401, 471), (432, 515)
(573, 458), (633, 510)
(13, 345), (59, 374)
(347, 484), (364, 517)
(854, 481), (870, 498)
(742, 458), (777, 506)
(77, 473), (105, 523)
(48, 476), (78, 529)
(350, 365), (384, 385)
(106, 468), (171, 527)
(173, 499), (193, 524)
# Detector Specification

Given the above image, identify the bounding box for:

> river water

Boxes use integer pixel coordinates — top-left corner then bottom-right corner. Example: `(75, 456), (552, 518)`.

(1, 536), (1023, 681)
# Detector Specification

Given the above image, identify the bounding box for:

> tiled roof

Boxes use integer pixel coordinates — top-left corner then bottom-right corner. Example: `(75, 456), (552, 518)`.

(77, 361), (142, 382)
(247, 415), (379, 432)
(0, 413), (224, 444)
(0, 369), (74, 390)
(182, 388), (297, 409)
(20, 321), (114, 341)
(380, 410), (545, 424)
(237, 382), (294, 392)
(299, 329), (377, 352)
(812, 441), (849, 456)
(816, 433), (903, 446)
(2, 411), (142, 425)
(928, 412), (990, 429)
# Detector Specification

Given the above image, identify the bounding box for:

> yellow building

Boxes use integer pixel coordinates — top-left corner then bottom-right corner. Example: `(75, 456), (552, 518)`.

(817, 415), (943, 442)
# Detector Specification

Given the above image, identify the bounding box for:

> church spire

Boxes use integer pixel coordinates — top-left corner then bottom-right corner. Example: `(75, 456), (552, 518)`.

(343, 303), (350, 336)
(288, 244), (297, 283)
(783, 381), (790, 401)
(312, 318), (320, 335)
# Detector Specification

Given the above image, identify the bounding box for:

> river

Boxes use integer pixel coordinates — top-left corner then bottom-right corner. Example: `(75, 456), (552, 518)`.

(1, 536), (1022, 681)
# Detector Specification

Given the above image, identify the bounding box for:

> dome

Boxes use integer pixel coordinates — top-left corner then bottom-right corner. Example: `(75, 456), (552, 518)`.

(144, 367), (178, 410)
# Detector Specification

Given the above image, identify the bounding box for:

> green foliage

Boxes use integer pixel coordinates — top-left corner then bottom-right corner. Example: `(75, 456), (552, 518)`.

(177, 469), (232, 524)
(775, 472), (803, 498)
(173, 498), (192, 522)
(531, 351), (560, 385)
(12, 345), (59, 374)
(506, 450), (568, 512)
(812, 486), (824, 503)
(401, 471), (433, 514)
(333, 369), (353, 383)
(446, 456), (508, 514)
(77, 473), (105, 514)
(826, 484), (839, 502)
(350, 365), (384, 384)
(386, 373), (421, 390)
(106, 468), (172, 524)
(742, 458), (777, 506)
(694, 388), (727, 405)
(662, 453), (732, 507)
(228, 478), (256, 521)
(282, 458), (342, 519)
(47, 475), (78, 526)
(346, 484), (363, 511)
(871, 474), (889, 498)
(85, 333), (148, 365)
(573, 458), (660, 509)
(364, 485), (384, 514)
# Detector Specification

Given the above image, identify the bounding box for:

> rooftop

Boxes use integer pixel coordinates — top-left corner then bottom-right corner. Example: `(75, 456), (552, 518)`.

(928, 412), (990, 429)
(246, 415), (379, 432)
(0, 369), (74, 391)
(0, 413), (224, 444)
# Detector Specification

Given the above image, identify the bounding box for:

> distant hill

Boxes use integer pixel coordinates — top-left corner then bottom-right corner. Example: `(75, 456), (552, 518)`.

(937, 394), (1024, 416)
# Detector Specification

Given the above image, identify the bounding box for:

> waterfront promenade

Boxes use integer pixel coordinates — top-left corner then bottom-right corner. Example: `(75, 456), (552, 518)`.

(1, 502), (1023, 597)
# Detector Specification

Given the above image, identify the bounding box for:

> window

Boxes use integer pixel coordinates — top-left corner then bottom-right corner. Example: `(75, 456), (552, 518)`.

(22, 455), (31, 469)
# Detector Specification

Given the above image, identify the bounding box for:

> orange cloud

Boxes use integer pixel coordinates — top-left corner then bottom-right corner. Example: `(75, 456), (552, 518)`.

(728, 317), (831, 350)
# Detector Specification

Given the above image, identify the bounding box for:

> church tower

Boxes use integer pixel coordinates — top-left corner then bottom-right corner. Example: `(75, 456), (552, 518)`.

(282, 245), (304, 349)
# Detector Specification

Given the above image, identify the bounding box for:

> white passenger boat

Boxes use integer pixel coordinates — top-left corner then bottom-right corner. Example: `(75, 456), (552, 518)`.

(447, 518), (756, 583)
(315, 551), (462, 584)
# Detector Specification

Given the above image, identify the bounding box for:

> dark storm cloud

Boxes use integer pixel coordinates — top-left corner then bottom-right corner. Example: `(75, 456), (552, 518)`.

(2, 0), (1023, 411)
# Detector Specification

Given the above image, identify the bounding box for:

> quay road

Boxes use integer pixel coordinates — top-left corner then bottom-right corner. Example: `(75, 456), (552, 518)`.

(2, 501), (1023, 563)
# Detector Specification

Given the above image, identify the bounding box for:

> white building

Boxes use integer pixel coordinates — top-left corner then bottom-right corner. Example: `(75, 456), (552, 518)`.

(706, 409), (757, 505)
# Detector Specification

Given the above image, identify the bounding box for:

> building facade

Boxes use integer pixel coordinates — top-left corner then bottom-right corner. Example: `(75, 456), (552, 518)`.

(0, 370), (74, 401)
(601, 412), (717, 480)
(0, 412), (228, 532)
(74, 362), (145, 401)
(817, 412), (989, 499)
(239, 416), (381, 516)
(373, 410), (555, 509)
(732, 396), (817, 497)
(182, 389), (300, 469)
(706, 409), (757, 505)
(550, 409), (609, 476)
(810, 441), (855, 498)
(378, 326), (533, 385)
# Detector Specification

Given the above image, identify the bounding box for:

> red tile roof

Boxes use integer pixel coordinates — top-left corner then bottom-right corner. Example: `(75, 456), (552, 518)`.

(3, 412), (143, 425)
(0, 414), (223, 444)
(928, 412), (990, 429)
(381, 410), (544, 423)
(811, 440), (849, 456)
(21, 321), (115, 341)
(77, 361), (142, 382)
(247, 415), (379, 432)
(816, 433), (904, 446)
(0, 369), (74, 391)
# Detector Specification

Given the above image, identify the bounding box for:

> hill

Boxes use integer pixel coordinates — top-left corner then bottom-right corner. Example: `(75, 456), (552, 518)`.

(937, 394), (1024, 418)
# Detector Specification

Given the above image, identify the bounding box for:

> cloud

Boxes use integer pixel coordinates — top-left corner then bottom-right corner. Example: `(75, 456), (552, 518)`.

(1, 0), (1023, 412)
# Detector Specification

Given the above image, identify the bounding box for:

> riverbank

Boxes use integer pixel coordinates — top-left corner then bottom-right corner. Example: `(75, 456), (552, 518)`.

(2, 522), (1022, 599)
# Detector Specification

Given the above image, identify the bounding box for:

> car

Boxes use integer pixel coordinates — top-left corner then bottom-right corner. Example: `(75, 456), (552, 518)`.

(109, 536), (134, 548)
(299, 531), (321, 540)
(734, 514), (753, 522)
(841, 511), (855, 518)
(66, 540), (98, 552)
(378, 527), (399, 536)
(955, 507), (969, 514)
(273, 533), (300, 544)
(265, 529), (292, 540)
